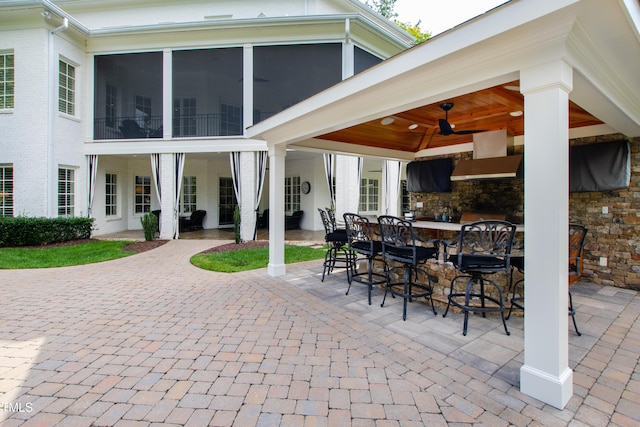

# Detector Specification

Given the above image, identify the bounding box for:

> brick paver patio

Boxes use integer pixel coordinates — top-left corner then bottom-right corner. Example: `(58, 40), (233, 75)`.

(0, 239), (638, 426)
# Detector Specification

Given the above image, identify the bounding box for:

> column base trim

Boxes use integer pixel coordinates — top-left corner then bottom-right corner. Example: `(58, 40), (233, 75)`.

(268, 263), (286, 277)
(520, 364), (573, 409)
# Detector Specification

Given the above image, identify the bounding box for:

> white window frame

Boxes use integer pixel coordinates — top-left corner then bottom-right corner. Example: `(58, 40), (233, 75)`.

(284, 176), (301, 214)
(58, 167), (75, 217)
(0, 51), (14, 110)
(359, 178), (379, 213)
(0, 165), (13, 216)
(182, 175), (197, 213)
(59, 59), (76, 116)
(105, 173), (117, 217)
(134, 175), (151, 214)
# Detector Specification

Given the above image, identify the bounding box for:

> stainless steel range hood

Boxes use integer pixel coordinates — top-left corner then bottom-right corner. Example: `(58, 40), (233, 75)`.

(450, 130), (523, 181)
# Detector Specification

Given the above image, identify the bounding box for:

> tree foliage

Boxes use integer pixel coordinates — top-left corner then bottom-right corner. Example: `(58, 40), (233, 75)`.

(365, 0), (430, 44)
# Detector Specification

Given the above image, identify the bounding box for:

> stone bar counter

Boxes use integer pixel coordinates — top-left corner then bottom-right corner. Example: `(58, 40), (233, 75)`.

(368, 219), (525, 312)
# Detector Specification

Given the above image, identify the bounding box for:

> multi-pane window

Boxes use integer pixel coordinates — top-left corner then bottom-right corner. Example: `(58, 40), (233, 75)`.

(58, 168), (75, 217)
(285, 176), (301, 213)
(219, 177), (237, 225)
(400, 179), (410, 213)
(135, 95), (152, 125)
(173, 98), (196, 137)
(106, 84), (117, 127)
(220, 103), (242, 136)
(0, 165), (13, 216)
(182, 176), (197, 213)
(59, 60), (75, 115)
(359, 178), (379, 212)
(105, 173), (117, 216)
(0, 52), (14, 109)
(134, 175), (151, 214)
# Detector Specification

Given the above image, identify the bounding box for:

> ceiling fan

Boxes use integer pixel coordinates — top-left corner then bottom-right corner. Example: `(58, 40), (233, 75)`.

(438, 102), (486, 136)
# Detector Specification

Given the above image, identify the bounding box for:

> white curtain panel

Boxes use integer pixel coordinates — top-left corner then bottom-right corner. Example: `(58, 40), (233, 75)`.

(151, 153), (162, 206)
(323, 153), (335, 209)
(356, 156), (364, 211)
(254, 151), (268, 239)
(230, 152), (242, 205)
(173, 153), (185, 239)
(87, 155), (98, 218)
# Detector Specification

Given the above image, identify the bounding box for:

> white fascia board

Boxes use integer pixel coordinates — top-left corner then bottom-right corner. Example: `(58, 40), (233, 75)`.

(566, 8), (640, 137)
(291, 138), (414, 161)
(248, 1), (584, 144)
(247, 0), (583, 146)
(84, 139), (267, 156)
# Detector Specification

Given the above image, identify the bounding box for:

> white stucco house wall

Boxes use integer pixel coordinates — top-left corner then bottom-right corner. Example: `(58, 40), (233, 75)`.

(0, 0), (412, 239)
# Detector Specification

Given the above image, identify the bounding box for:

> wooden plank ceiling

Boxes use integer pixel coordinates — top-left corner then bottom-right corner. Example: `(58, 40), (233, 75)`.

(318, 81), (602, 153)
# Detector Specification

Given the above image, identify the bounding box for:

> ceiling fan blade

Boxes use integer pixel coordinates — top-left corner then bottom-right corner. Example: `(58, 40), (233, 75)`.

(438, 118), (454, 136)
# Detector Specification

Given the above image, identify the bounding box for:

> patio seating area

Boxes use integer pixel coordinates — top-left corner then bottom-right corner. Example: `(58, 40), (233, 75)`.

(0, 239), (638, 425)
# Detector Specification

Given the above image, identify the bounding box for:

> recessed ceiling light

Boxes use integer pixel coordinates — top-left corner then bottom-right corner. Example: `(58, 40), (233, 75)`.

(380, 117), (395, 125)
(510, 110), (523, 117)
(504, 85), (520, 91)
(408, 124), (419, 130)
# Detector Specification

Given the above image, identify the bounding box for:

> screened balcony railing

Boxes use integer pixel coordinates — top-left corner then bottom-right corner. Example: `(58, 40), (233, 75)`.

(93, 114), (242, 140)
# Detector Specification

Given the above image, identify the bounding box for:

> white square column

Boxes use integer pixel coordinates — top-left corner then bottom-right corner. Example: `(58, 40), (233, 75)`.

(268, 145), (286, 276)
(335, 155), (360, 221)
(520, 59), (573, 409)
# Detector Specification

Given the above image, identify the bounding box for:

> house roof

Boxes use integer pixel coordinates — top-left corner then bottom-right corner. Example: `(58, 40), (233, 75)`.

(247, 0), (640, 160)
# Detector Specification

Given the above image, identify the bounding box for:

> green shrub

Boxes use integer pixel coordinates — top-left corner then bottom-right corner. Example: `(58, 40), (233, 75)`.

(233, 205), (241, 244)
(140, 213), (158, 241)
(0, 216), (94, 247)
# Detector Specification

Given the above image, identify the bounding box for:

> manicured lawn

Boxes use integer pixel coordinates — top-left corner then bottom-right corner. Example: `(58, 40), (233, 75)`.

(191, 245), (326, 273)
(0, 240), (136, 269)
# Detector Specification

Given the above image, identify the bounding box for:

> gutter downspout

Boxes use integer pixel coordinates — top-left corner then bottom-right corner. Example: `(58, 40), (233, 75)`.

(46, 16), (68, 216)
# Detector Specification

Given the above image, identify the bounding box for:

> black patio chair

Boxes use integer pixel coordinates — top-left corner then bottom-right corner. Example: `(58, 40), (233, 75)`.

(285, 210), (303, 230)
(180, 209), (206, 231)
(443, 220), (516, 336)
(377, 215), (439, 321)
(119, 119), (147, 138)
(343, 212), (386, 305)
(318, 208), (353, 283)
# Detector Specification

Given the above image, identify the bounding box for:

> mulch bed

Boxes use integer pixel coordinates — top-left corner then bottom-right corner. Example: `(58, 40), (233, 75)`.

(7, 238), (169, 254)
(198, 240), (269, 255)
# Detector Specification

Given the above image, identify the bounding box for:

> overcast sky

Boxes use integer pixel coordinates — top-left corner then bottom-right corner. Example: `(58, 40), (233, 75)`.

(393, 0), (508, 36)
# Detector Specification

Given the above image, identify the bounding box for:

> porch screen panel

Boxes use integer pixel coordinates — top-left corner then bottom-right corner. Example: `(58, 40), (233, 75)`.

(354, 47), (382, 75)
(94, 52), (163, 140)
(253, 44), (341, 124)
(173, 48), (243, 137)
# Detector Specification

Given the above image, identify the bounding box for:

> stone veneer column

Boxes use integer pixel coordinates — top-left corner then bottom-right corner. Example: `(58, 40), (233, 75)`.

(519, 59), (573, 409)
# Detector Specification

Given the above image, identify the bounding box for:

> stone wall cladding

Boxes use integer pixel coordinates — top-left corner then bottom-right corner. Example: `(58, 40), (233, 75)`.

(411, 135), (640, 290)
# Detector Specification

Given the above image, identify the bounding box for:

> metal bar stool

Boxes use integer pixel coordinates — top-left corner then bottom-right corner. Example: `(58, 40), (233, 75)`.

(443, 220), (516, 336)
(343, 213), (386, 305)
(507, 224), (587, 336)
(318, 208), (353, 283)
(377, 215), (439, 321)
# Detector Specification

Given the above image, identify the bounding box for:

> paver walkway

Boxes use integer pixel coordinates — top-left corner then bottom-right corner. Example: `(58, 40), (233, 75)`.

(0, 239), (638, 426)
